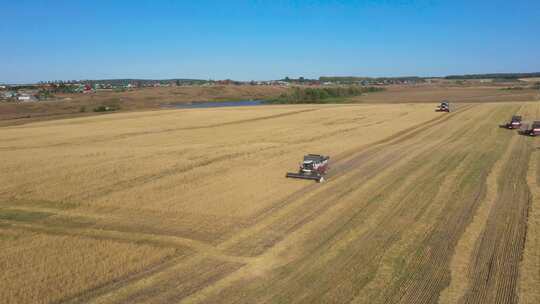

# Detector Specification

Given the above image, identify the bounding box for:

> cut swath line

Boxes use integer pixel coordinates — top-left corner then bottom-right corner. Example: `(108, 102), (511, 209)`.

(518, 151), (540, 304)
(438, 133), (518, 304)
(352, 154), (471, 304)
(178, 105), (486, 303)
(219, 104), (479, 249)
(1, 220), (254, 265)
(0, 109), (320, 151)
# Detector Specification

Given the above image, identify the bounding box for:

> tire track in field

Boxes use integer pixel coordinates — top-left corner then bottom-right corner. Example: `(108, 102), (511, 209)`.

(1, 220), (254, 264)
(68, 144), (281, 203)
(302, 141), (474, 301)
(459, 125), (533, 303)
(67, 255), (243, 304)
(65, 106), (443, 204)
(439, 106), (527, 303)
(0, 108), (320, 151)
(438, 132), (519, 304)
(438, 103), (528, 303)
(300, 105), (509, 304)
(56, 254), (193, 304)
(49, 106), (424, 203)
(11, 104), (442, 304)
(73, 106), (477, 304)
(80, 252), (247, 304)
(2, 105), (460, 304)
(387, 105), (515, 303)
(1, 219), (253, 304)
(217, 105), (480, 256)
(177, 106), (490, 303)
(376, 105), (519, 304)
(352, 150), (475, 303)
(326, 105), (477, 182)
(239, 104), (477, 230)
(331, 104), (476, 165)
(69, 105), (471, 218)
(2, 105), (462, 205)
(218, 108), (481, 257)
(51, 104), (476, 304)
(518, 148), (540, 304)
(260, 104), (510, 304)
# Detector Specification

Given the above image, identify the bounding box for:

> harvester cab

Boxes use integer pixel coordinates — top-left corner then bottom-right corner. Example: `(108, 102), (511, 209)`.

(286, 154), (329, 183)
(436, 100), (453, 112)
(520, 121), (540, 136)
(500, 115), (522, 129)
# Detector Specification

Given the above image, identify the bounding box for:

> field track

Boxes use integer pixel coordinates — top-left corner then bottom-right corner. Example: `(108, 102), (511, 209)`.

(0, 102), (539, 303)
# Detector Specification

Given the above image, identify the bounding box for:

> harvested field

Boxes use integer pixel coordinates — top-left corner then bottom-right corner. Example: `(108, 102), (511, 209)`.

(350, 85), (540, 103)
(1, 101), (539, 303)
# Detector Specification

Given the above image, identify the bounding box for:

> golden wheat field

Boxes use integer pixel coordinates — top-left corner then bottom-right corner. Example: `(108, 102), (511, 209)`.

(1, 102), (539, 303)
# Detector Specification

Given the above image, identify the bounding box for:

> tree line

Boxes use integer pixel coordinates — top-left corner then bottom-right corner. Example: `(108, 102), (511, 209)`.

(445, 72), (540, 80)
(272, 86), (384, 104)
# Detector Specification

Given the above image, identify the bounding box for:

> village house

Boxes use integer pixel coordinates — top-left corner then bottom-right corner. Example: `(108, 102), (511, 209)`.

(1, 91), (15, 100)
(17, 93), (37, 102)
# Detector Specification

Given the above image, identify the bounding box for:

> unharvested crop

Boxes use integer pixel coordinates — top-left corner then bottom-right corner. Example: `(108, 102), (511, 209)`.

(0, 229), (177, 304)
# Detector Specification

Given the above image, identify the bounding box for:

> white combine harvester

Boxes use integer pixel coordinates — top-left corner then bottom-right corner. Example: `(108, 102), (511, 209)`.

(520, 121), (540, 136)
(286, 154), (329, 183)
(436, 100), (454, 112)
(500, 115), (523, 129)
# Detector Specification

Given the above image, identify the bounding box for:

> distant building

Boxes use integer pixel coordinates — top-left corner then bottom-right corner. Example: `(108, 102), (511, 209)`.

(82, 84), (94, 94)
(1, 91), (15, 99)
(17, 93), (36, 102)
(276, 81), (289, 86)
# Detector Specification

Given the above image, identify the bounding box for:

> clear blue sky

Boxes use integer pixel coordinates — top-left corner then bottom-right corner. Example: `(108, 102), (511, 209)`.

(1, 0), (539, 83)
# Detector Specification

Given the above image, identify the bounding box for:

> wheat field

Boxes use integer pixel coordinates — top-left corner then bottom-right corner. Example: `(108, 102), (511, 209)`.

(1, 102), (539, 303)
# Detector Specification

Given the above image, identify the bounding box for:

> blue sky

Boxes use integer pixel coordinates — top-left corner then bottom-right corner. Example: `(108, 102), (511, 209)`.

(1, 0), (539, 83)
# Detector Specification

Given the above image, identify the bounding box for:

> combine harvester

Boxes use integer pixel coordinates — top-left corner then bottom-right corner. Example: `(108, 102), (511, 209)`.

(436, 100), (454, 112)
(520, 121), (540, 136)
(500, 115), (523, 129)
(286, 154), (329, 183)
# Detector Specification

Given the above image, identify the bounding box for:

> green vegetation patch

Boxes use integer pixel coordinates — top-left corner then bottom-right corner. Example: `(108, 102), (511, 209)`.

(269, 86), (384, 104)
(42, 215), (96, 229)
(93, 105), (119, 112)
(499, 87), (525, 91)
(445, 72), (540, 80)
(0, 199), (78, 210)
(209, 97), (248, 102)
(0, 208), (53, 222)
(94, 98), (122, 112)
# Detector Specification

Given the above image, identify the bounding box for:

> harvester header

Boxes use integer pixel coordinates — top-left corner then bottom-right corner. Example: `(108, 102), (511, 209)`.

(286, 154), (329, 183)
